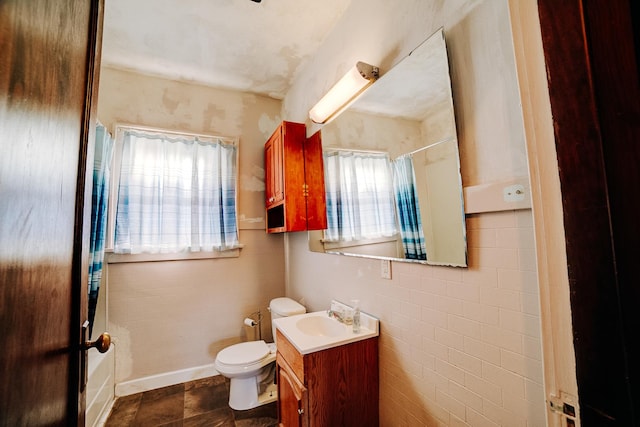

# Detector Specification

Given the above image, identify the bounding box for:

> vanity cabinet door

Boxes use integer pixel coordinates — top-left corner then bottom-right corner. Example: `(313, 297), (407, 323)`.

(277, 356), (308, 427)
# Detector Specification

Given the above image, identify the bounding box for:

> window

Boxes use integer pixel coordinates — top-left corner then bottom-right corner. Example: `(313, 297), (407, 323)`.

(323, 150), (398, 242)
(108, 126), (240, 256)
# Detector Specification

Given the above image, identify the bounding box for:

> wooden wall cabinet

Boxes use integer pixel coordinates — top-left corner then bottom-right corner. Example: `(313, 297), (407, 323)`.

(264, 121), (327, 233)
(275, 329), (379, 426)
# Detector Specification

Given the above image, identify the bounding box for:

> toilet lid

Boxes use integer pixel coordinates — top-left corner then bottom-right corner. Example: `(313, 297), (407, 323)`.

(217, 340), (270, 366)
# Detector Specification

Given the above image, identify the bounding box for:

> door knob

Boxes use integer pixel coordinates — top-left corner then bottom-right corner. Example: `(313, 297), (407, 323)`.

(80, 321), (111, 392)
(83, 332), (111, 353)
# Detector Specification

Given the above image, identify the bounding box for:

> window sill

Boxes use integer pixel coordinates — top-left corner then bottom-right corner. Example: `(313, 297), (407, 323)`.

(322, 235), (398, 250)
(106, 246), (242, 264)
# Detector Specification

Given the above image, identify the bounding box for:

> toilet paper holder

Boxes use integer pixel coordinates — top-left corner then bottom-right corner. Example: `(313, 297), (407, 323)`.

(244, 310), (262, 341)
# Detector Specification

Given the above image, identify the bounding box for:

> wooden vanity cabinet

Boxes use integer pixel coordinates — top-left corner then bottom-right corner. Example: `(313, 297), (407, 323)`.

(264, 121), (327, 233)
(275, 329), (379, 426)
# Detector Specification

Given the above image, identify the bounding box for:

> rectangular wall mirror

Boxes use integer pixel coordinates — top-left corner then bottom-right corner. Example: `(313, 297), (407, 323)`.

(308, 29), (467, 267)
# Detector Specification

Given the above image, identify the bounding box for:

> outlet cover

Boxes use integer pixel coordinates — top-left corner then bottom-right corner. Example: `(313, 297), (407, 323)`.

(503, 184), (525, 202)
(381, 259), (392, 279)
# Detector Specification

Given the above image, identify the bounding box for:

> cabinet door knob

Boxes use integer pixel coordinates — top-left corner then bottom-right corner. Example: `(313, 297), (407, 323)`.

(298, 408), (304, 415)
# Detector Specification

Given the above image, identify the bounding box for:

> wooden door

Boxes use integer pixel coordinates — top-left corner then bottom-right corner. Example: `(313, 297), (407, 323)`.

(0, 0), (103, 425)
(537, 0), (639, 424)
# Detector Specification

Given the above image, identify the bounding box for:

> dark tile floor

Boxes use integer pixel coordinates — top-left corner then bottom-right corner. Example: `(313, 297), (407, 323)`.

(104, 375), (278, 427)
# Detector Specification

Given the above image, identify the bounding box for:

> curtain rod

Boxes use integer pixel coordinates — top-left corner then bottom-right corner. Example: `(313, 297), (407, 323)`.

(404, 137), (454, 157)
(324, 136), (455, 159)
(113, 123), (238, 145)
(395, 137), (455, 160)
(324, 146), (388, 155)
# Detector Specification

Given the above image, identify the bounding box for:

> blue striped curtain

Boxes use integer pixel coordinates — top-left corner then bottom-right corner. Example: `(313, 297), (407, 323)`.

(324, 150), (397, 242)
(89, 124), (114, 332)
(392, 156), (426, 260)
(114, 130), (238, 254)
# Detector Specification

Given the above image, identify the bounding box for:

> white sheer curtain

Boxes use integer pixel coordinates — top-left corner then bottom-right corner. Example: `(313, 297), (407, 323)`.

(114, 129), (238, 254)
(323, 150), (397, 242)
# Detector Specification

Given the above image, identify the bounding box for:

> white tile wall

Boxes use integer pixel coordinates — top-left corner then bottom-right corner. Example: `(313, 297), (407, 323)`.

(288, 209), (546, 426)
(378, 210), (545, 426)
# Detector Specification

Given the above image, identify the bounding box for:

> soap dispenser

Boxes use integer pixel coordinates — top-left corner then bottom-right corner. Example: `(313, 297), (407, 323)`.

(351, 299), (361, 333)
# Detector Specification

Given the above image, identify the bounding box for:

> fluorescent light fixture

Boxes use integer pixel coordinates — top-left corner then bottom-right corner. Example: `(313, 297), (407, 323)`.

(309, 62), (379, 124)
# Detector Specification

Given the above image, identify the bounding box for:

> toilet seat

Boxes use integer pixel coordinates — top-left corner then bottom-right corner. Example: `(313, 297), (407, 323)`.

(216, 340), (270, 366)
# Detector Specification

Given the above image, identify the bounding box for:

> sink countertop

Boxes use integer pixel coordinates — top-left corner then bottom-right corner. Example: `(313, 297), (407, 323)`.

(273, 301), (379, 355)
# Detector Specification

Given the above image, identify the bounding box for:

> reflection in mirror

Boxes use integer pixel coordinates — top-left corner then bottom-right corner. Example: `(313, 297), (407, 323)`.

(308, 29), (467, 267)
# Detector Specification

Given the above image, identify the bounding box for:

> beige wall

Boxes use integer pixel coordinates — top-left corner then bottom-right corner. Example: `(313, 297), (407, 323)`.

(284, 0), (546, 426)
(107, 230), (285, 383)
(97, 68), (288, 385)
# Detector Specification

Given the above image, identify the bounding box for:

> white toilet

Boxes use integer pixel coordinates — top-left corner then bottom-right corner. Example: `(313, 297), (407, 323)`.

(214, 297), (306, 410)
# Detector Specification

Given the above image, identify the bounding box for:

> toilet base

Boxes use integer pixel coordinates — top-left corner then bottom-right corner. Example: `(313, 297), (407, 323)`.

(227, 363), (277, 410)
(229, 378), (278, 410)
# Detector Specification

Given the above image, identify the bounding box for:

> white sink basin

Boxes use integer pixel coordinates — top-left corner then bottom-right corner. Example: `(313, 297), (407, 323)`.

(296, 315), (345, 337)
(273, 301), (379, 355)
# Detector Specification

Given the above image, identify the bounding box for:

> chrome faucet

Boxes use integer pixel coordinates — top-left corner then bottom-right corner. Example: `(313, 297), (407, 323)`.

(327, 308), (345, 323)
(328, 306), (355, 325)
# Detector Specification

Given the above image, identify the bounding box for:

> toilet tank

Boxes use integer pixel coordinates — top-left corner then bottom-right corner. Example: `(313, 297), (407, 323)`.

(269, 297), (306, 342)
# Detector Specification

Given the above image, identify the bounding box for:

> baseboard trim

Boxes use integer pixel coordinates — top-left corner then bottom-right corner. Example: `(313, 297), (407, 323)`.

(115, 364), (220, 397)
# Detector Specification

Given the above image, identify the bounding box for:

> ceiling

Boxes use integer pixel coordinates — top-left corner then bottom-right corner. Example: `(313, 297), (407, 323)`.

(101, 0), (352, 100)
